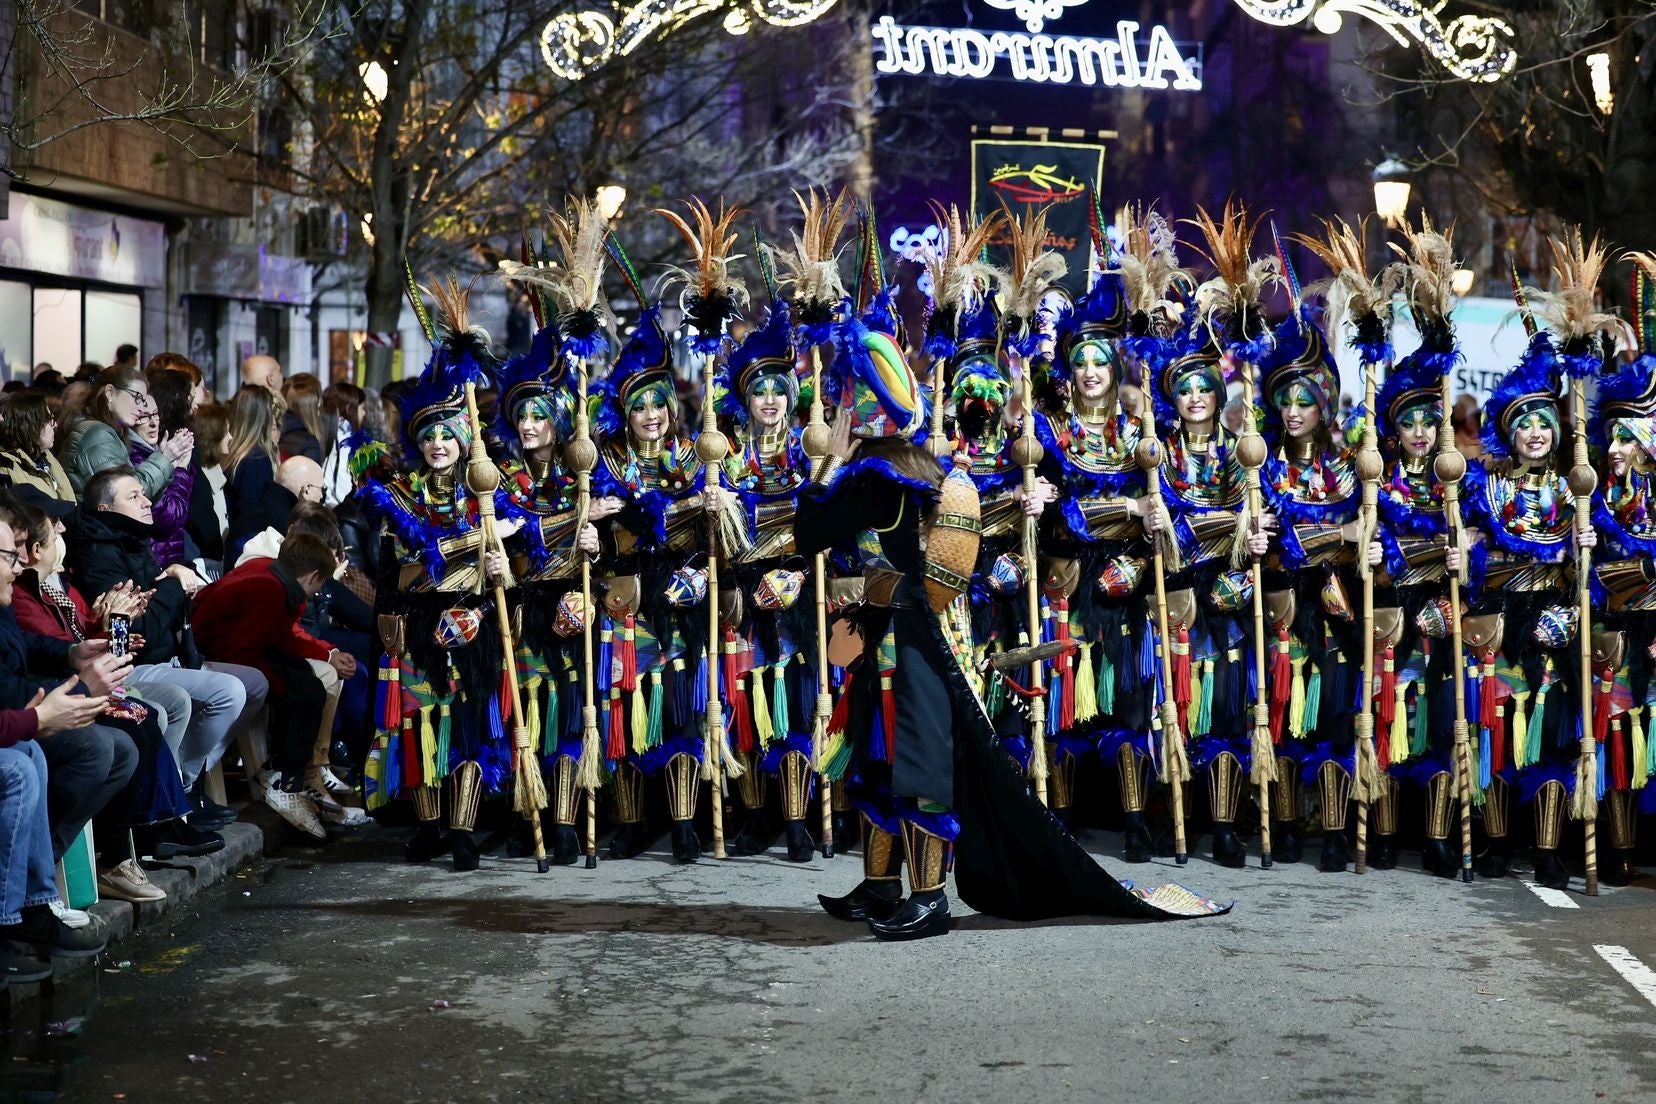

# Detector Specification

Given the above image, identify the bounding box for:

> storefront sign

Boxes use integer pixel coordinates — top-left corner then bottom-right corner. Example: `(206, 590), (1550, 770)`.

(970, 139), (1105, 297)
(0, 194), (166, 289)
(182, 243), (313, 305)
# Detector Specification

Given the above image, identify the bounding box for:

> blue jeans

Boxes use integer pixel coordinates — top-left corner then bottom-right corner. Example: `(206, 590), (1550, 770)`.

(0, 742), (58, 925)
(128, 662), (265, 789)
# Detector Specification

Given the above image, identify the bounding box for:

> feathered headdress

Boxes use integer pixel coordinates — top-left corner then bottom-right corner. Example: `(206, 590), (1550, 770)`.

(1113, 203), (1187, 377)
(1376, 346), (1443, 440)
(593, 305), (673, 443)
(920, 203), (1004, 363)
(1599, 252), (1656, 448)
(1295, 216), (1401, 368)
(762, 188), (853, 347)
(716, 299), (798, 425)
(1523, 228), (1634, 378)
(1385, 214), (1459, 356)
(825, 301), (929, 443)
(497, 198), (615, 364)
(1260, 305), (1342, 432)
(493, 324), (577, 447)
(1000, 204), (1068, 359)
(1185, 200), (1280, 362)
(1629, 252), (1656, 357)
(656, 198), (748, 355)
(1481, 332), (1563, 460)
(399, 275), (496, 450)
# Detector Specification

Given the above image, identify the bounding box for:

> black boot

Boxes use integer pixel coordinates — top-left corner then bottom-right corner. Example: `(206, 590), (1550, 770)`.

(1272, 821), (1302, 864)
(867, 890), (951, 941)
(1422, 838), (1459, 878)
(1533, 848), (1569, 891)
(1603, 847), (1636, 887)
(1121, 811), (1153, 864)
(608, 822), (651, 859)
(831, 812), (857, 852)
(405, 823), (447, 863)
(818, 879), (902, 922)
(450, 829), (480, 872)
(1475, 838), (1510, 879)
(1369, 835), (1398, 870)
(784, 820), (815, 863)
(730, 810), (773, 856)
(552, 824), (581, 867)
(1318, 830), (1349, 873)
(670, 821), (700, 864)
(1211, 824), (1246, 868)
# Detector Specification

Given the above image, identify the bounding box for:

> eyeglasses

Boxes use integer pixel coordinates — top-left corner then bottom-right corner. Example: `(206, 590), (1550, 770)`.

(0, 550), (20, 571)
(119, 387), (155, 409)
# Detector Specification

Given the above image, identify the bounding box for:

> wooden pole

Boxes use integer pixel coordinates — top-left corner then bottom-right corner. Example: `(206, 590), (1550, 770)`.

(696, 352), (730, 860)
(1434, 370), (1475, 883)
(567, 358), (602, 869)
(802, 346), (835, 858)
(1010, 362), (1049, 804)
(1353, 354), (1385, 873)
(1236, 356), (1275, 868)
(1570, 377), (1599, 896)
(1138, 372), (1188, 864)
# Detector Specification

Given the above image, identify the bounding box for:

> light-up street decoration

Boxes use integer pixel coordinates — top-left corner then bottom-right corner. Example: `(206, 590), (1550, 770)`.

(872, 16), (1204, 91)
(542, 0), (838, 80)
(1230, 0), (1516, 83)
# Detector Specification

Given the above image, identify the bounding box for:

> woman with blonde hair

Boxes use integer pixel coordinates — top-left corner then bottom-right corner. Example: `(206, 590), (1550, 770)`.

(280, 373), (326, 463)
(222, 386), (283, 537)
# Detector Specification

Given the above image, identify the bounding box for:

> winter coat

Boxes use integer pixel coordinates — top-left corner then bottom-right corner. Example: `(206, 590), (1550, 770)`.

(65, 507), (188, 667)
(128, 436), (196, 568)
(0, 448), (75, 504)
(60, 419), (173, 499)
(191, 556), (332, 694)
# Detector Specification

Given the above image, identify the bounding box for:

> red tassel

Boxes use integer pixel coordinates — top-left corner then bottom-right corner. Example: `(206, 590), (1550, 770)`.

(1594, 667), (1613, 746)
(1612, 716), (1629, 791)
(1268, 629), (1292, 739)
(617, 615), (638, 692)
(1375, 644), (1396, 764)
(881, 679), (897, 763)
(399, 717), (420, 790)
(723, 631), (755, 753)
(1056, 604), (1075, 730)
(1479, 651), (1502, 770)
(499, 670), (513, 725)
(826, 670), (854, 736)
(1172, 628), (1192, 737)
(605, 695), (626, 760)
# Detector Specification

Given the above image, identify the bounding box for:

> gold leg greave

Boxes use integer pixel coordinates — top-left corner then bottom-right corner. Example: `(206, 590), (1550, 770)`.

(1374, 775), (1398, 836)
(1484, 775), (1510, 839)
(779, 751), (810, 821)
(448, 760), (482, 832)
(553, 755), (579, 826)
(901, 819), (950, 895)
(1425, 772), (1454, 840)
(665, 752), (699, 823)
(412, 783), (442, 823)
(1533, 779), (1566, 851)
(1116, 744), (1146, 814)
(1607, 790), (1637, 850)
(1208, 750), (1242, 824)
(831, 778), (852, 814)
(862, 814), (902, 883)
(614, 761), (645, 824)
(1050, 748), (1077, 811)
(1318, 762), (1352, 832)
(1273, 756), (1300, 824)
(734, 749), (766, 811)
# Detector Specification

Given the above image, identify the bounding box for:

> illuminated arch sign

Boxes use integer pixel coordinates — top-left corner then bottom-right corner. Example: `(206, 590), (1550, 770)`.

(872, 15), (1203, 91)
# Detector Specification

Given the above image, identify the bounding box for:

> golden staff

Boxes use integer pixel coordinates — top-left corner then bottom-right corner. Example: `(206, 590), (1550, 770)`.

(1353, 349), (1384, 873)
(697, 356), (731, 861)
(1235, 357), (1275, 868)
(566, 356), (602, 869)
(462, 381), (549, 872)
(1011, 360), (1049, 804)
(801, 346), (836, 857)
(1568, 371), (1599, 895)
(1433, 366), (1475, 882)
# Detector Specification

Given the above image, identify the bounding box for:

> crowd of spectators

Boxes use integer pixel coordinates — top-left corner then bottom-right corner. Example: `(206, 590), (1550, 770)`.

(0, 350), (384, 989)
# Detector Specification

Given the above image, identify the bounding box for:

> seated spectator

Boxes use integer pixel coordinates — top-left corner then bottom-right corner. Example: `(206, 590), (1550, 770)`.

(229, 455), (323, 566)
(193, 534), (351, 838)
(0, 392), (76, 504)
(320, 382), (375, 506)
(189, 401), (230, 578)
(223, 387), (283, 545)
(1, 693), (112, 981)
(280, 373), (326, 464)
(143, 353), (208, 413)
(59, 366), (188, 499)
(8, 490), (219, 872)
(242, 354), (283, 393)
(29, 369), (66, 394)
(67, 469), (269, 816)
(112, 345), (138, 373)
(128, 372), (197, 568)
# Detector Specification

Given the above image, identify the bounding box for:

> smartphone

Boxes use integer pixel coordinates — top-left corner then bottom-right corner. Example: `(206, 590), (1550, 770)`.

(108, 613), (130, 659)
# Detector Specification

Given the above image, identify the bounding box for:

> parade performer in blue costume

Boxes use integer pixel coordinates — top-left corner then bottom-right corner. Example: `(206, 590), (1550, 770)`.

(360, 277), (530, 872)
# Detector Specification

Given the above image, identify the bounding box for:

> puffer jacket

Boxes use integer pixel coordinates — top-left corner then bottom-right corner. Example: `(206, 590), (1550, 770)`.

(128, 436), (196, 568)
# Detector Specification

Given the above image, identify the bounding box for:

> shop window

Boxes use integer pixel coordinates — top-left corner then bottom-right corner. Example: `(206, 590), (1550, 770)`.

(0, 281), (30, 382)
(84, 289), (142, 368)
(32, 288), (82, 377)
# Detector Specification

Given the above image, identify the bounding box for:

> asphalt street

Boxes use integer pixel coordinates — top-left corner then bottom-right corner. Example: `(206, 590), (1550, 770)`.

(5, 824), (1654, 1104)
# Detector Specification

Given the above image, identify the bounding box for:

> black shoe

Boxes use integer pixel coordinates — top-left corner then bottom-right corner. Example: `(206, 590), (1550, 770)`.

(1422, 838), (1460, 878)
(1122, 811), (1153, 864)
(730, 812), (774, 856)
(1603, 847), (1636, 887)
(189, 792), (237, 828)
(867, 892), (951, 941)
(0, 906), (106, 958)
(1, 945), (52, 984)
(1533, 849), (1569, 891)
(1369, 835), (1398, 870)
(608, 822), (651, 860)
(1319, 830), (1349, 873)
(405, 823), (447, 863)
(552, 824), (581, 867)
(329, 739), (355, 770)
(451, 829), (480, 872)
(1272, 821), (1302, 864)
(818, 878), (903, 922)
(1475, 839), (1510, 879)
(145, 819), (226, 859)
(1211, 825), (1246, 868)
(671, 821), (700, 864)
(784, 820), (815, 863)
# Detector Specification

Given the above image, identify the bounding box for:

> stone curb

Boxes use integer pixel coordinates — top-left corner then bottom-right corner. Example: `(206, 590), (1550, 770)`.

(2, 801), (291, 1012)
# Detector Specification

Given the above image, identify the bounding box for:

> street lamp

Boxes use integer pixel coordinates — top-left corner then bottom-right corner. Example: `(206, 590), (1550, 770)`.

(359, 60), (390, 104)
(1452, 268), (1475, 297)
(1587, 53), (1613, 114)
(595, 185), (628, 222)
(1372, 157), (1412, 225)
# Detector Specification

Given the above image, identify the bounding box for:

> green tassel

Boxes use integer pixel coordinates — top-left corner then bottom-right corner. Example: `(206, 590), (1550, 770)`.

(1302, 668), (1322, 736)
(1097, 645), (1115, 716)
(1410, 685), (1429, 756)
(1195, 659), (1213, 737)
(646, 669), (665, 748)
(542, 680), (558, 755)
(436, 699), (452, 779)
(772, 663), (789, 738)
(1529, 685), (1548, 767)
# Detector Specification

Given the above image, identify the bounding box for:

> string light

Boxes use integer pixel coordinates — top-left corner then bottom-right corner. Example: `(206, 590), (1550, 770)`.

(543, 0), (839, 79)
(1587, 52), (1613, 114)
(1230, 0), (1516, 83)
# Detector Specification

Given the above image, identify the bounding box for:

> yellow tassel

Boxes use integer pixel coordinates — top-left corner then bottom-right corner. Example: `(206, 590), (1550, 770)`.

(1289, 656), (1307, 740)
(1632, 707), (1648, 791)
(1390, 682), (1408, 765)
(1074, 642), (1097, 724)
(419, 705), (436, 783)
(1511, 691), (1531, 769)
(1186, 658), (1203, 734)
(752, 670), (774, 744)
(630, 680), (647, 754)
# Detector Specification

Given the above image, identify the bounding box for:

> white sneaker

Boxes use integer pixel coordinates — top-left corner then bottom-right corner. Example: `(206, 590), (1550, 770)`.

(264, 782), (327, 840)
(48, 899), (92, 929)
(317, 799), (371, 827)
(97, 859), (167, 903)
(315, 766), (356, 798)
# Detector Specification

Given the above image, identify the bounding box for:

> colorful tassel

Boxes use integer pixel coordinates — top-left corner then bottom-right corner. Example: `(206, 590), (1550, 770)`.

(1195, 659), (1214, 738)
(1269, 629), (1293, 739)
(605, 688), (626, 760)
(617, 615), (638, 692)
(1074, 643), (1098, 725)
(752, 665), (775, 745)
(1510, 691), (1530, 769)
(772, 664), (789, 739)
(1288, 656), (1307, 740)
(646, 670), (664, 748)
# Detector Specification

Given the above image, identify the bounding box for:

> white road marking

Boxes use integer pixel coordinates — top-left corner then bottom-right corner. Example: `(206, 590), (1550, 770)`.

(1523, 882), (1580, 909)
(1594, 945), (1656, 1010)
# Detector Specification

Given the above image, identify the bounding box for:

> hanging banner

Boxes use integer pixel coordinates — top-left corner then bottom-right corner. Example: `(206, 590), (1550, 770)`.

(970, 139), (1104, 297)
